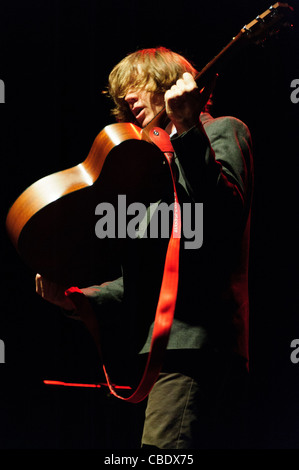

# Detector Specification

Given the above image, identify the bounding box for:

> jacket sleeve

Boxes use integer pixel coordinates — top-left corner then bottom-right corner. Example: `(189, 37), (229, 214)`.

(170, 116), (253, 233)
(65, 276), (124, 326)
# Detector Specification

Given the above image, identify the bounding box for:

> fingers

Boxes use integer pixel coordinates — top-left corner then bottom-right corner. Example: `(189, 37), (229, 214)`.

(166, 72), (217, 102)
(181, 72), (198, 89)
(164, 72), (217, 135)
(165, 72), (198, 100)
(35, 273), (43, 296)
(35, 273), (62, 302)
(35, 273), (52, 300)
(35, 273), (74, 310)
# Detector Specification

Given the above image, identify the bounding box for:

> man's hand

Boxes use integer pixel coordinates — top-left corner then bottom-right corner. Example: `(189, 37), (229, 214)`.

(164, 72), (216, 135)
(35, 273), (74, 310)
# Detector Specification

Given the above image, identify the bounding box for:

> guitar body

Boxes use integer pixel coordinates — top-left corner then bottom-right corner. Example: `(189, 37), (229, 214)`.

(5, 123), (171, 286)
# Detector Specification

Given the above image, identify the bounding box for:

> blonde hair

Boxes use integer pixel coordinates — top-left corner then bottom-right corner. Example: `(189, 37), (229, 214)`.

(106, 47), (198, 123)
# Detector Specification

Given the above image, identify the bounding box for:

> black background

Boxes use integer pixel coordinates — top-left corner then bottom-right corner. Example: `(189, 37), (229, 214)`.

(0, 0), (298, 450)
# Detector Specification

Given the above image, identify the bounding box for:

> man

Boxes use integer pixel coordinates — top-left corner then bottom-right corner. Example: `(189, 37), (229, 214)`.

(36, 47), (253, 448)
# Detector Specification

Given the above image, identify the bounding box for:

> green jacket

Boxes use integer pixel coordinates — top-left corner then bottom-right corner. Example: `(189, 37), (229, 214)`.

(75, 112), (253, 366)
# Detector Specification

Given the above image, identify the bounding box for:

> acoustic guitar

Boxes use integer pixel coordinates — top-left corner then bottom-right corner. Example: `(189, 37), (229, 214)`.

(5, 3), (293, 287)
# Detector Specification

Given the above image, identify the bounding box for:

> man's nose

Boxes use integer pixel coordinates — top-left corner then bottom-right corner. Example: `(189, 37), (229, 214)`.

(124, 90), (139, 106)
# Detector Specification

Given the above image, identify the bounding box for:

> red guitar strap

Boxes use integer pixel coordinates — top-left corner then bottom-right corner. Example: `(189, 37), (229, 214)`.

(66, 127), (181, 403)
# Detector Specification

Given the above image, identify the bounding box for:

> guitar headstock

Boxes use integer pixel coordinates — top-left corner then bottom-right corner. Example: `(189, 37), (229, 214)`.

(238, 3), (294, 45)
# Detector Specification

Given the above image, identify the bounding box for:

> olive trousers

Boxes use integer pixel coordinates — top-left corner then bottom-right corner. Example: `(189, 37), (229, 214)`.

(141, 350), (249, 449)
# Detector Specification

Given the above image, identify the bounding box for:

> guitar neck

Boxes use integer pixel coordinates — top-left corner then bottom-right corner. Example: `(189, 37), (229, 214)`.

(142, 29), (247, 134)
(194, 30), (246, 87)
(141, 2), (294, 135)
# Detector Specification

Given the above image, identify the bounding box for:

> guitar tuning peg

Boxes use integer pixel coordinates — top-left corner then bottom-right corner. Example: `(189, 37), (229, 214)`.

(256, 15), (265, 24)
(242, 25), (252, 35)
(268, 5), (278, 16)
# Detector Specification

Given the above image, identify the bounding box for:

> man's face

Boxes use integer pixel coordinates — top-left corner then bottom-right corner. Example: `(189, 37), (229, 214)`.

(124, 87), (164, 127)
